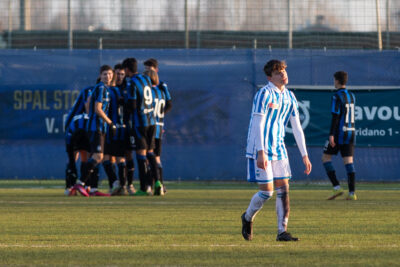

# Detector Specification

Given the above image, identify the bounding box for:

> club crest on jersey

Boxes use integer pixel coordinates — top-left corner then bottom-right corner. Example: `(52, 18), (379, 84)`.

(269, 102), (279, 109)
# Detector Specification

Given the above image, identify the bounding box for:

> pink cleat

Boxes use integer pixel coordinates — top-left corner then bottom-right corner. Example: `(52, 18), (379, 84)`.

(73, 184), (90, 197)
(68, 187), (77, 196)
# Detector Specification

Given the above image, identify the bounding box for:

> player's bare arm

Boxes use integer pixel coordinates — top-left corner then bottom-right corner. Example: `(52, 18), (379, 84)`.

(95, 102), (112, 125)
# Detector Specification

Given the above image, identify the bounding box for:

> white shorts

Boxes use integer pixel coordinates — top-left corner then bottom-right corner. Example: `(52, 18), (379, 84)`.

(247, 158), (292, 184)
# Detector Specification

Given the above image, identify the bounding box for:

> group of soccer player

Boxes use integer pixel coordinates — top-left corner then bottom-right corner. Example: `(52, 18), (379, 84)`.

(64, 57), (171, 197)
(242, 59), (356, 242)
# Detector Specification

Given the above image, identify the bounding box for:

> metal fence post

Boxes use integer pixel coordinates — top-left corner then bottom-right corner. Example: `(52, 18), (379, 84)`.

(185, 0), (189, 49)
(68, 0), (73, 50)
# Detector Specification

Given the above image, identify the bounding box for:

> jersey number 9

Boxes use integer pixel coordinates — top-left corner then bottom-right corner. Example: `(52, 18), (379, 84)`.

(143, 86), (153, 106)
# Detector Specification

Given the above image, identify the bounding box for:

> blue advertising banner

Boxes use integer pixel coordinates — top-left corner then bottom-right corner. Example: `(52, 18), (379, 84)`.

(285, 88), (400, 147)
(0, 49), (399, 181)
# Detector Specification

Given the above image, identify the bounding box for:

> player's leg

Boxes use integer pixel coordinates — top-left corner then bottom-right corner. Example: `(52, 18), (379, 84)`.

(241, 158), (274, 241)
(273, 159), (298, 241)
(322, 141), (342, 199)
(115, 157), (127, 195)
(341, 144), (356, 200)
(75, 131), (104, 196)
(125, 151), (136, 195)
(65, 141), (77, 195)
(102, 154), (118, 194)
(154, 138), (165, 195)
(110, 138), (128, 196)
(77, 130), (90, 187)
(145, 126), (158, 194)
(133, 126), (151, 195)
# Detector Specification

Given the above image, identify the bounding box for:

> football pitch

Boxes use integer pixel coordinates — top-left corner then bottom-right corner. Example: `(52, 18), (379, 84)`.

(0, 180), (399, 266)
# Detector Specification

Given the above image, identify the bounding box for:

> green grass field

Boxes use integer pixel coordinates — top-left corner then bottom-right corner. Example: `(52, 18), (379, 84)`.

(0, 180), (399, 266)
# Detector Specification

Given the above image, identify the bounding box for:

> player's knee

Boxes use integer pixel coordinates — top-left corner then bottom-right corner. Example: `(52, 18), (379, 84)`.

(258, 190), (273, 201)
(276, 185), (289, 197)
(345, 163), (355, 174)
(323, 161), (335, 172)
(157, 162), (163, 169)
(343, 156), (353, 165)
(322, 153), (331, 162)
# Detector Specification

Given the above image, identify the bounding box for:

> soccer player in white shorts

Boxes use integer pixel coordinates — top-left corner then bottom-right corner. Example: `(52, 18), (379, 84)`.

(241, 59), (312, 242)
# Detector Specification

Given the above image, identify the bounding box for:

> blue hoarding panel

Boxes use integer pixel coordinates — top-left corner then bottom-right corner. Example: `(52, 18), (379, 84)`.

(0, 49), (399, 181)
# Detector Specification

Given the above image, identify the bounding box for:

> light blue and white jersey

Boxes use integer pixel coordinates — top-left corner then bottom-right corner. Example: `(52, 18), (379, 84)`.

(246, 82), (299, 161)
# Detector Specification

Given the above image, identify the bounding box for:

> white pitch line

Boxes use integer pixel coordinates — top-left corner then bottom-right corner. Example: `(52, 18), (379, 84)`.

(0, 200), (214, 205)
(0, 244), (398, 249)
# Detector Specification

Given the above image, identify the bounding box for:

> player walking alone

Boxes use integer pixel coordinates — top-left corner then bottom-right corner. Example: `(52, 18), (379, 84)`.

(242, 59), (312, 242)
(322, 71), (357, 200)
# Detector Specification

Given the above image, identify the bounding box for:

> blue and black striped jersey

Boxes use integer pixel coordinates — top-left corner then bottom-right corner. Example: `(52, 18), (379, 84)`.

(152, 83), (171, 139)
(107, 86), (123, 126)
(158, 81), (171, 101)
(87, 82), (110, 133)
(128, 74), (155, 127)
(67, 114), (89, 134)
(330, 88), (356, 145)
(105, 86), (127, 142)
(119, 79), (131, 126)
(65, 114), (89, 145)
(64, 86), (93, 131)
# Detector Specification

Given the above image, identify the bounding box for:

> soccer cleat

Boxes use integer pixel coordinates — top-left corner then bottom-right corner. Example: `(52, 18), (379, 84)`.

(276, 231), (299, 241)
(111, 186), (128, 196)
(73, 184), (90, 197)
(327, 188), (344, 200)
(89, 191), (111, 197)
(127, 184), (136, 195)
(154, 181), (163, 196)
(241, 212), (253, 241)
(162, 185), (167, 195)
(146, 185), (153, 196)
(110, 180), (121, 195)
(346, 194), (357, 200)
(64, 188), (71, 196)
(67, 187), (77, 196)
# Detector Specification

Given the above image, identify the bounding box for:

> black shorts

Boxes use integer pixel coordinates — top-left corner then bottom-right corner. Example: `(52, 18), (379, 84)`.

(104, 140), (126, 157)
(88, 131), (105, 154)
(65, 129), (90, 153)
(323, 140), (354, 157)
(132, 125), (156, 151)
(154, 138), (162, 157)
(72, 129), (90, 152)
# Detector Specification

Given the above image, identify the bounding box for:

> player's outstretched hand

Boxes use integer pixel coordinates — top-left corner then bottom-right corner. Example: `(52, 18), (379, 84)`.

(302, 155), (312, 175)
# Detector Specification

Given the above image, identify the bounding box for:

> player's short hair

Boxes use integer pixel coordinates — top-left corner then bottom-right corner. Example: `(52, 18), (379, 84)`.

(144, 58), (159, 69)
(144, 70), (159, 86)
(99, 65), (113, 74)
(114, 63), (123, 70)
(263, 60), (287, 77)
(334, 71), (348, 85)
(122, 58), (138, 73)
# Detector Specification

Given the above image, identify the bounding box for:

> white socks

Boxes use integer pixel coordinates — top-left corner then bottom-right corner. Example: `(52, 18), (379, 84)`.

(276, 185), (290, 234)
(245, 191), (273, 222)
